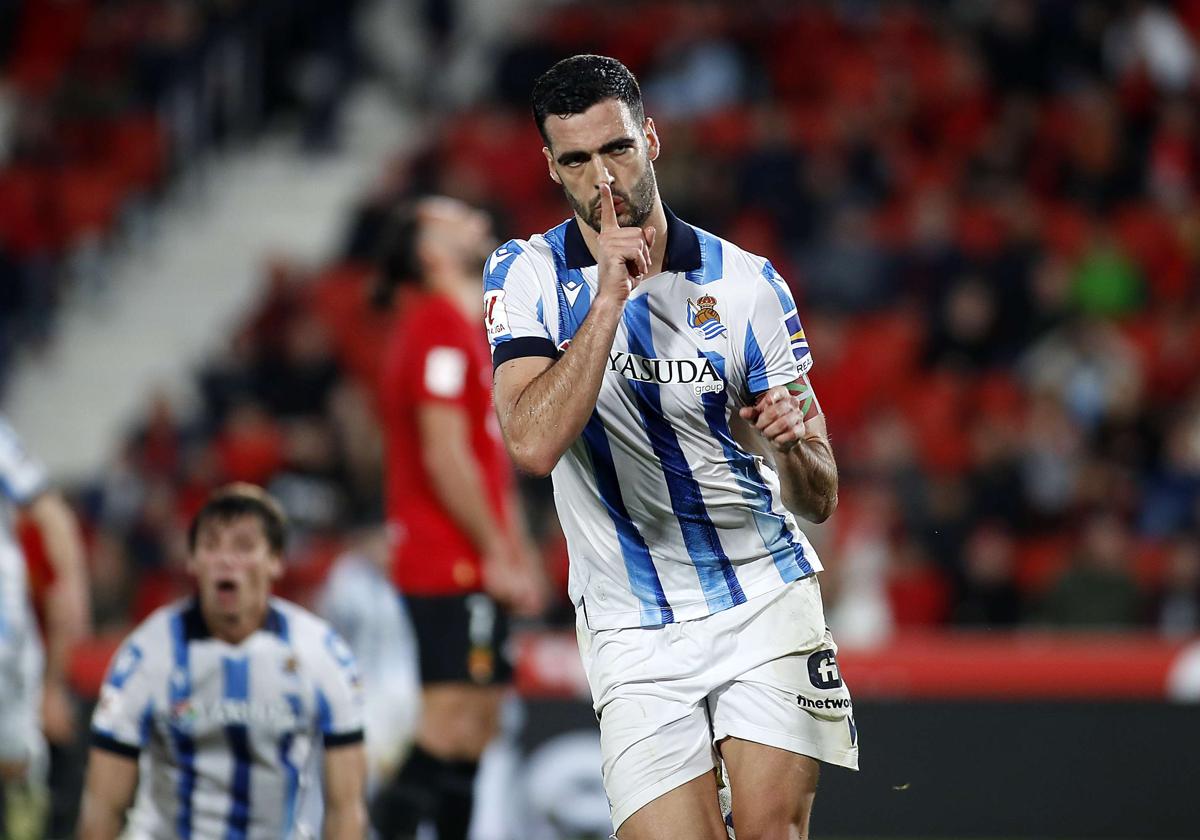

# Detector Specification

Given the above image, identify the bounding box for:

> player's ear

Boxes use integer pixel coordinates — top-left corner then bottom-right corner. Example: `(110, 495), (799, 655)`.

(543, 147), (562, 184)
(644, 117), (660, 162)
(268, 553), (285, 582)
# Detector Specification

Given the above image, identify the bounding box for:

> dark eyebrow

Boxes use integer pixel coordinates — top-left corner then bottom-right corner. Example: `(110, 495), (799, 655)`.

(555, 136), (637, 166)
(556, 150), (590, 166)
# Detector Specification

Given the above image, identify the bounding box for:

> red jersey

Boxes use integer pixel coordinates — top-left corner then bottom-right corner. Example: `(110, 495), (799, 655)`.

(380, 290), (513, 595)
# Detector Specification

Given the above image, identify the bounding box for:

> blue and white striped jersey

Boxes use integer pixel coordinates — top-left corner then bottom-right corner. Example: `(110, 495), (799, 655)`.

(486, 209), (822, 630)
(91, 597), (364, 839)
(0, 414), (47, 649)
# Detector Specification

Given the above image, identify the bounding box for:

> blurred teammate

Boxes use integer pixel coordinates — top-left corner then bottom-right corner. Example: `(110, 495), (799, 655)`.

(0, 414), (90, 839)
(77, 484), (366, 839)
(487, 55), (858, 839)
(316, 525), (420, 786)
(372, 196), (545, 840)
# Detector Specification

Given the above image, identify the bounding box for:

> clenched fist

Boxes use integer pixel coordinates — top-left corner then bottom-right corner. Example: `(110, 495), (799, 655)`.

(739, 386), (810, 453)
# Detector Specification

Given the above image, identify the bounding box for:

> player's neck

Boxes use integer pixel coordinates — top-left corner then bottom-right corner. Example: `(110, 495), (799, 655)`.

(201, 600), (270, 645)
(577, 198), (668, 275)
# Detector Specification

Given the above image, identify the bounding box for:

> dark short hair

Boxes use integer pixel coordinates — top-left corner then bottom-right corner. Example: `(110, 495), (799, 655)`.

(371, 202), (422, 310)
(187, 483), (287, 554)
(531, 55), (645, 146)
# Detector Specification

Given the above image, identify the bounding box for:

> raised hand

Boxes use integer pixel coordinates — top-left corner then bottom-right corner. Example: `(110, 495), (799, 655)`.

(595, 183), (657, 304)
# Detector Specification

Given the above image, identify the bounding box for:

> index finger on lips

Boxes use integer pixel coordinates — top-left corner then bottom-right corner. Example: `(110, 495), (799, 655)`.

(599, 183), (619, 231)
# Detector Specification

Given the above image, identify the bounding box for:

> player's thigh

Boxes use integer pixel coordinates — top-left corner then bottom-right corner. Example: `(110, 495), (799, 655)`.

(616, 769), (727, 840)
(709, 622), (859, 777)
(719, 738), (819, 839)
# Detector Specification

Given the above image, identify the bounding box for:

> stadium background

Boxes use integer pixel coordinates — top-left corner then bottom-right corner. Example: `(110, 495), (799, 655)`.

(2, 0), (1199, 837)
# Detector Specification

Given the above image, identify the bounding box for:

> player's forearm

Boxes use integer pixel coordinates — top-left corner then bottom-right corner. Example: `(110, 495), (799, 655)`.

(423, 445), (504, 554)
(30, 493), (91, 678)
(77, 804), (123, 840)
(322, 801), (366, 840)
(78, 751), (136, 840)
(776, 436), (839, 523)
(501, 296), (623, 476)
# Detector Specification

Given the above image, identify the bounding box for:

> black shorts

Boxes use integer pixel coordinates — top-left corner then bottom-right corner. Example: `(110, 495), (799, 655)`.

(405, 592), (513, 686)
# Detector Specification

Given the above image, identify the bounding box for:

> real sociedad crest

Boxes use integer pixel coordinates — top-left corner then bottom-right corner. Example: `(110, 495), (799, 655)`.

(687, 295), (728, 340)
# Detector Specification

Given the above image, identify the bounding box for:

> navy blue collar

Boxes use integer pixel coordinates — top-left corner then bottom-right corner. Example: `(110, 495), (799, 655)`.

(182, 598), (288, 641)
(563, 204), (701, 272)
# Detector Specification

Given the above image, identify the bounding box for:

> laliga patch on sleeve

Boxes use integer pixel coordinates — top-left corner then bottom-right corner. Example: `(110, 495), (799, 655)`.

(484, 290), (511, 338)
(425, 347), (468, 397)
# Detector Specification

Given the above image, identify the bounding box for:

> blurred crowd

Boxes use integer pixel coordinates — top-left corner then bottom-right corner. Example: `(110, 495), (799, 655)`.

(0, 0), (359, 395)
(8, 0), (1200, 699)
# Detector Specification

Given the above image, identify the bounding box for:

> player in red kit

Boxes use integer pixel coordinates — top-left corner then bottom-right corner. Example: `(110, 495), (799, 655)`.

(372, 196), (545, 840)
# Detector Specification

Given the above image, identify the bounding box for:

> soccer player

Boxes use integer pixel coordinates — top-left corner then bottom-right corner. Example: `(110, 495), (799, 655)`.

(316, 526), (420, 786)
(487, 55), (858, 839)
(77, 484), (366, 840)
(372, 196), (545, 840)
(0, 414), (90, 839)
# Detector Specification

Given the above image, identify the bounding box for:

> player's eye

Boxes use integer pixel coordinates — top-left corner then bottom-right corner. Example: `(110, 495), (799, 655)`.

(233, 537), (256, 552)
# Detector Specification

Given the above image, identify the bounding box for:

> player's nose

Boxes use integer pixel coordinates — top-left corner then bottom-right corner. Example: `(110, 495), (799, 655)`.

(588, 156), (613, 190)
(210, 550), (240, 572)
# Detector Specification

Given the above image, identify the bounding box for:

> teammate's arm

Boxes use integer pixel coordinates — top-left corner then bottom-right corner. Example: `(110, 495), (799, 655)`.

(26, 490), (91, 741)
(322, 743), (367, 840)
(494, 183), (654, 477)
(77, 749), (138, 840)
(738, 374), (838, 523)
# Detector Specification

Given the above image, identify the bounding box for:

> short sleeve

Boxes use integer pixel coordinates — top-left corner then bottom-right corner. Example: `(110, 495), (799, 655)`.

(91, 639), (157, 758)
(0, 417), (47, 505)
(744, 261), (813, 397)
(313, 628), (365, 747)
(409, 319), (473, 408)
(484, 240), (556, 369)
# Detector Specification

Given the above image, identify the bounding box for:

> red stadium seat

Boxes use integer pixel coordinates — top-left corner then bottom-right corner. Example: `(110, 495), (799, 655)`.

(54, 165), (125, 246)
(692, 107), (755, 156)
(972, 371), (1025, 419)
(214, 412), (286, 486)
(901, 369), (971, 475)
(0, 166), (56, 255)
(107, 114), (169, 192)
(1039, 202), (1091, 259)
(1015, 535), (1073, 595)
(1133, 539), (1170, 590)
(308, 261), (393, 392)
(6, 0), (94, 94)
(1112, 203), (1190, 304)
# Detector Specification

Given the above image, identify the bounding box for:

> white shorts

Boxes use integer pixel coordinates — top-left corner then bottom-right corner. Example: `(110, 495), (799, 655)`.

(576, 576), (859, 831)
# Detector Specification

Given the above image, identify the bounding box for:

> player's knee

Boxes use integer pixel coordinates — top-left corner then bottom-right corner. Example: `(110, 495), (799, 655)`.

(733, 806), (811, 840)
(453, 712), (498, 758)
(418, 704), (495, 759)
(735, 823), (806, 840)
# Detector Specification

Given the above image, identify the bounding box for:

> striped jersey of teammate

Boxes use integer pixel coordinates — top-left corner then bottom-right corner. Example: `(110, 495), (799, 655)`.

(91, 597), (364, 838)
(485, 207), (820, 630)
(0, 415), (48, 637)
